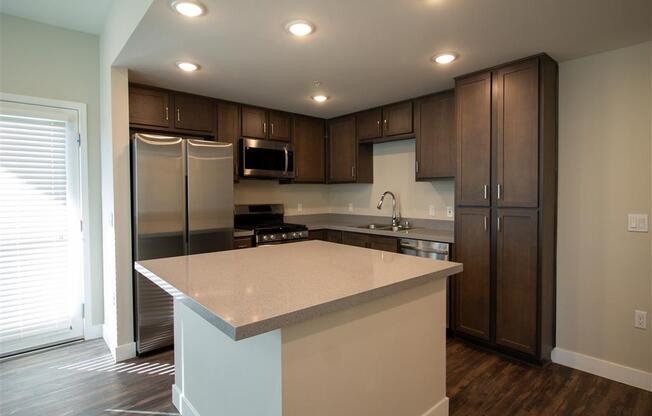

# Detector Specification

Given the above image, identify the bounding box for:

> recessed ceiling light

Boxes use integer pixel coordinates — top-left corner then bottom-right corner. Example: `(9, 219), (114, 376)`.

(176, 61), (199, 72)
(170, 0), (206, 17)
(312, 95), (328, 103)
(433, 53), (457, 64)
(286, 20), (315, 37)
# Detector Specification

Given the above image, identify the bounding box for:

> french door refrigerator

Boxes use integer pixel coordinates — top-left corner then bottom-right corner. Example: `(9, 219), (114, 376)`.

(131, 133), (233, 354)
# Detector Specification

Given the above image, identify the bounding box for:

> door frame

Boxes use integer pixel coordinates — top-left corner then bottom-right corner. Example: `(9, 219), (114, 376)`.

(0, 92), (99, 341)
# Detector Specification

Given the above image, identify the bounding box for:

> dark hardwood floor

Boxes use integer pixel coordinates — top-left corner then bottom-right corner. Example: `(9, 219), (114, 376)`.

(1, 338), (650, 415)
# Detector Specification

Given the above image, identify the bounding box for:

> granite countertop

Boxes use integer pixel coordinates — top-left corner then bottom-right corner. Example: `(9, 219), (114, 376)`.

(135, 240), (462, 341)
(303, 223), (453, 243)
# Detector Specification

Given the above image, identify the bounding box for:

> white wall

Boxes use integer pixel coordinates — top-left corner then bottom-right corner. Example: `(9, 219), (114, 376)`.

(556, 42), (652, 378)
(235, 140), (455, 220)
(0, 14), (104, 328)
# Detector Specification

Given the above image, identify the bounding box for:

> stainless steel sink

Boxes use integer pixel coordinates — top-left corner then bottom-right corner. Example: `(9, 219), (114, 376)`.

(356, 224), (414, 231)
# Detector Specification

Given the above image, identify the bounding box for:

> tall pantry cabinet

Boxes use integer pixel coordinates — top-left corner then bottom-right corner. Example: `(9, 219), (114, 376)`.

(453, 55), (558, 362)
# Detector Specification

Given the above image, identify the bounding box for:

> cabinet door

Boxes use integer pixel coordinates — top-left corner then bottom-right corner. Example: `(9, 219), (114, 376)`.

(174, 94), (214, 133)
(328, 116), (357, 183)
(495, 209), (538, 355)
(341, 232), (369, 248)
(494, 60), (539, 208)
(415, 91), (455, 179)
(241, 106), (267, 139)
(216, 102), (240, 177)
(382, 101), (413, 137)
(324, 230), (342, 243)
(293, 116), (325, 182)
(368, 235), (398, 252)
(269, 111), (291, 141)
(356, 108), (382, 141)
(456, 73), (491, 206)
(308, 230), (326, 240)
(454, 207), (491, 341)
(129, 87), (170, 127)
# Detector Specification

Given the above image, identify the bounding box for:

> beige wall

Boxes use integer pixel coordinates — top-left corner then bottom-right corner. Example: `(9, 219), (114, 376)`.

(235, 139), (455, 220)
(557, 41), (652, 373)
(0, 14), (104, 327)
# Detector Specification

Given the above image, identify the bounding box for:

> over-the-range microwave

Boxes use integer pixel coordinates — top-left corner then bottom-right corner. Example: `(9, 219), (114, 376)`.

(239, 137), (295, 179)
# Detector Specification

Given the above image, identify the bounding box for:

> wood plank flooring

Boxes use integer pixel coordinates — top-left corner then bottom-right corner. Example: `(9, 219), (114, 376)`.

(0, 338), (650, 415)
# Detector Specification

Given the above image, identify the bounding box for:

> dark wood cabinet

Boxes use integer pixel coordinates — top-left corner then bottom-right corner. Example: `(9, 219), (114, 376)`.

(456, 72), (491, 206)
(382, 101), (413, 137)
(308, 230), (325, 240)
(173, 94), (214, 133)
(268, 111), (291, 141)
(241, 106), (267, 139)
(324, 230), (342, 243)
(454, 207), (491, 341)
(493, 60), (539, 208)
(495, 209), (538, 355)
(129, 87), (170, 128)
(341, 231), (369, 248)
(415, 90), (456, 180)
(453, 55), (558, 363)
(293, 116), (325, 183)
(368, 235), (398, 252)
(216, 101), (240, 177)
(328, 116), (373, 184)
(356, 108), (382, 141)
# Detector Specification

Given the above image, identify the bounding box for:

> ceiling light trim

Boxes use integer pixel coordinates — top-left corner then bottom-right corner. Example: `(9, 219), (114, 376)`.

(170, 0), (206, 17)
(285, 19), (315, 37)
(432, 52), (458, 64)
(176, 61), (200, 72)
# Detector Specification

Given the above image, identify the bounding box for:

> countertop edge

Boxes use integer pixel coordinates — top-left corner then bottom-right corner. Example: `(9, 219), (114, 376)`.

(305, 224), (454, 243)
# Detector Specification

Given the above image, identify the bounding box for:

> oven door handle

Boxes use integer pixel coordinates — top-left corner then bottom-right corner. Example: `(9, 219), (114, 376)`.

(284, 146), (289, 175)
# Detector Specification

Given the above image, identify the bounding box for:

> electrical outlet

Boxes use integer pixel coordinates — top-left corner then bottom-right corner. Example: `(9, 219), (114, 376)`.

(628, 214), (649, 232)
(348, 203), (354, 212)
(297, 203), (303, 213)
(634, 310), (647, 329)
(429, 205), (436, 217)
(446, 207), (454, 218)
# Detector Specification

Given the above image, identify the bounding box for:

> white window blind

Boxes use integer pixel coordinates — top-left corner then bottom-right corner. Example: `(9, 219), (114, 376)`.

(0, 101), (83, 356)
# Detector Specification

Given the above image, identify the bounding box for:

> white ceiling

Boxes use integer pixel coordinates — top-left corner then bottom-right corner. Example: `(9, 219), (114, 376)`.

(0, 0), (112, 35)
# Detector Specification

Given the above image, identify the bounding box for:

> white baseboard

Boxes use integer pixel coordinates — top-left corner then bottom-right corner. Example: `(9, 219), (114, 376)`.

(421, 397), (449, 416)
(552, 347), (652, 392)
(173, 384), (200, 416)
(84, 324), (103, 340)
(113, 341), (136, 362)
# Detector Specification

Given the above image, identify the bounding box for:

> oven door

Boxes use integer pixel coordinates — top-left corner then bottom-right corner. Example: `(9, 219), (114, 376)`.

(240, 138), (294, 178)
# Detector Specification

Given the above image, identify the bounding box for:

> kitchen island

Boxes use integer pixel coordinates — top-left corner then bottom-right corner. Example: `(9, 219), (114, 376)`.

(135, 240), (462, 416)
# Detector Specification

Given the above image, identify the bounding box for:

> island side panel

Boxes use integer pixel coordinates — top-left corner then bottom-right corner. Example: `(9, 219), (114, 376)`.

(281, 278), (448, 416)
(173, 299), (282, 416)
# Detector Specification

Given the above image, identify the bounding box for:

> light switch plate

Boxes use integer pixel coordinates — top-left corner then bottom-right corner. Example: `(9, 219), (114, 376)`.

(297, 203), (303, 212)
(429, 205), (436, 217)
(628, 214), (648, 232)
(634, 310), (647, 329)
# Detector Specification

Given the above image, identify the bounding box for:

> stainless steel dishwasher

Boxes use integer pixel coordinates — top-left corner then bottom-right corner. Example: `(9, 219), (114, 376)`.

(399, 239), (451, 328)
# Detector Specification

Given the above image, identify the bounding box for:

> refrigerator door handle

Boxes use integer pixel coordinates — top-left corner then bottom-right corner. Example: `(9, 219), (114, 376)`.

(284, 146), (289, 175)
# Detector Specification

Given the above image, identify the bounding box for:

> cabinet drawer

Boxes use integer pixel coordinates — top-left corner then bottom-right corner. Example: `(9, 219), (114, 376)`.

(368, 235), (398, 252)
(233, 236), (253, 249)
(341, 231), (369, 248)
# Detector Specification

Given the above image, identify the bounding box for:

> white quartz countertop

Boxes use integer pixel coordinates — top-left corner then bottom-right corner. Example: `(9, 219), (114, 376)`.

(135, 240), (462, 340)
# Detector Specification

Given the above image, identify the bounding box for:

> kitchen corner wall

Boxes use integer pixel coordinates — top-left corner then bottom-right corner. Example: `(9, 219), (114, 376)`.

(556, 41), (652, 377)
(235, 139), (455, 220)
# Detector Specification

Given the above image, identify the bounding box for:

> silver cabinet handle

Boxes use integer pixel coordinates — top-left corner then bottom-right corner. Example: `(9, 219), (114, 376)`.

(497, 216), (501, 231)
(483, 216), (488, 231)
(383, 119), (388, 130)
(284, 146), (289, 175)
(176, 108), (180, 122)
(263, 121), (267, 134)
(351, 165), (355, 178)
(271, 122), (275, 135)
(483, 185), (488, 200)
(165, 106), (169, 121)
(497, 184), (502, 200)
(416, 160), (419, 173)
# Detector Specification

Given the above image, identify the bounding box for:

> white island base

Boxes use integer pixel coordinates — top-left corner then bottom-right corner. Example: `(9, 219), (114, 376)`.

(172, 278), (448, 416)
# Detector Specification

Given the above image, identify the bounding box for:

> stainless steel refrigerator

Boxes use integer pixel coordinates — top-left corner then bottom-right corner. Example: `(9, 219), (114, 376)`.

(131, 133), (233, 354)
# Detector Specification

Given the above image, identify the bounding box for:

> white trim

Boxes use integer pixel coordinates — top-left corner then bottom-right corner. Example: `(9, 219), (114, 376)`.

(173, 384), (200, 416)
(84, 324), (103, 340)
(421, 397), (449, 416)
(114, 341), (137, 362)
(552, 347), (652, 392)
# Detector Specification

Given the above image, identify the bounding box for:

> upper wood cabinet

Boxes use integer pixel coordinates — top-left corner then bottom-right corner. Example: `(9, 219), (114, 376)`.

(293, 116), (325, 183)
(328, 116), (373, 183)
(356, 102), (414, 143)
(356, 108), (382, 141)
(456, 72), (492, 206)
(241, 106), (267, 139)
(493, 60), (539, 208)
(495, 208), (538, 355)
(268, 111), (291, 141)
(382, 101), (413, 137)
(173, 94), (214, 133)
(454, 207), (491, 341)
(129, 87), (171, 128)
(415, 90), (455, 180)
(216, 102), (240, 178)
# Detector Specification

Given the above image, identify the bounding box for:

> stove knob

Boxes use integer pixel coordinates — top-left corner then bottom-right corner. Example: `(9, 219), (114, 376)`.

(281, 233), (287, 239)
(270, 234), (275, 240)
(292, 232), (298, 238)
(262, 235), (269, 241)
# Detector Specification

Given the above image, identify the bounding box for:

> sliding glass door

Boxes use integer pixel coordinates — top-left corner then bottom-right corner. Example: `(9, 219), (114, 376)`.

(0, 99), (84, 357)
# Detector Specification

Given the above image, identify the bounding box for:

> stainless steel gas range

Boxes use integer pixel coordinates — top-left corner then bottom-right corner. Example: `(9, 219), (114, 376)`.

(234, 204), (308, 246)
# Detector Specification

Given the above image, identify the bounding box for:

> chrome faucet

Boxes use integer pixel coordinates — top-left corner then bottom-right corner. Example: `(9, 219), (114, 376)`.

(376, 191), (400, 228)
